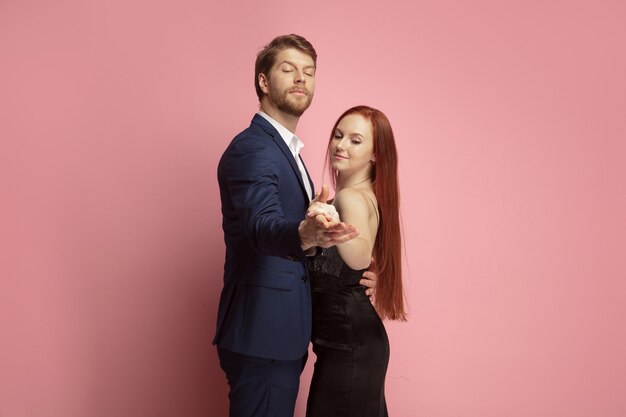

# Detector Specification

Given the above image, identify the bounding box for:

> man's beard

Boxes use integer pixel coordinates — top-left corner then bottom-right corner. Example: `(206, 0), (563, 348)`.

(268, 86), (313, 117)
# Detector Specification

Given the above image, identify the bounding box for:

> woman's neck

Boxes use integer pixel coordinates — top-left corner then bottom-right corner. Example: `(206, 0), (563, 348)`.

(336, 174), (372, 192)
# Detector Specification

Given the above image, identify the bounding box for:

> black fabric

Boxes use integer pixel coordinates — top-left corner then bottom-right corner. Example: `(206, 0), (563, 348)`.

(306, 246), (390, 417)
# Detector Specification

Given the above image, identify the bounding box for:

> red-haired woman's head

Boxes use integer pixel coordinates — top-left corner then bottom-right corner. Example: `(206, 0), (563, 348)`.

(326, 106), (397, 189)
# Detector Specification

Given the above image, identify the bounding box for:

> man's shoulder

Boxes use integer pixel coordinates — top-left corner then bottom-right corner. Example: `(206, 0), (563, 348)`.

(230, 115), (277, 145)
(218, 117), (282, 169)
(227, 126), (274, 153)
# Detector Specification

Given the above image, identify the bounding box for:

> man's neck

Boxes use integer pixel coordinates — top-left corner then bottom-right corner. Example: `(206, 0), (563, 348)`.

(259, 100), (300, 134)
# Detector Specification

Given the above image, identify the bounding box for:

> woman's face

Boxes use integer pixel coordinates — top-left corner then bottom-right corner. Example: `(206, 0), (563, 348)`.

(330, 114), (375, 177)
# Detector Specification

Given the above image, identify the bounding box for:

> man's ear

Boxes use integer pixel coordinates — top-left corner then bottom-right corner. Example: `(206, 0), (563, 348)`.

(258, 73), (269, 94)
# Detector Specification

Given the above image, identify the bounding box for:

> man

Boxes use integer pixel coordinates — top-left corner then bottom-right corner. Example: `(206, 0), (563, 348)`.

(214, 34), (373, 417)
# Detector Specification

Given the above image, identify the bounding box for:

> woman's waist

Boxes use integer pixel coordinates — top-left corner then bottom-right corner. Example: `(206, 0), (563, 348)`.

(309, 271), (365, 290)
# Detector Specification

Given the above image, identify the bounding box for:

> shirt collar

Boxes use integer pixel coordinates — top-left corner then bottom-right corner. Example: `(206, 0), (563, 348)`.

(257, 111), (304, 156)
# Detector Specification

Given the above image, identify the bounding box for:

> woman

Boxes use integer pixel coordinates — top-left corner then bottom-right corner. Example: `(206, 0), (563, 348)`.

(306, 106), (406, 417)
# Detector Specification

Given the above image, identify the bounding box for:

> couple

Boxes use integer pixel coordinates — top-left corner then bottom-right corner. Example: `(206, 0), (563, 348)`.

(213, 34), (406, 417)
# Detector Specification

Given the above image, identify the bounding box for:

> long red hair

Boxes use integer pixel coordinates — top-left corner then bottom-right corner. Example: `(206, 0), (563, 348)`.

(326, 106), (406, 321)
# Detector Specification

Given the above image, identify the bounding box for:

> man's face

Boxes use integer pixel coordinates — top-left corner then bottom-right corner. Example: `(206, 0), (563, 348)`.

(260, 48), (316, 117)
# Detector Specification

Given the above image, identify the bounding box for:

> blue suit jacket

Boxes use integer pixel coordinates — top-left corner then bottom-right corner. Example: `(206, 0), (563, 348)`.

(213, 114), (315, 360)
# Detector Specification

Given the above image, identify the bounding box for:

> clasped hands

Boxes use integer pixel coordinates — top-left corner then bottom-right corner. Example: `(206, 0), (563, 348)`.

(298, 185), (359, 251)
(298, 185), (377, 297)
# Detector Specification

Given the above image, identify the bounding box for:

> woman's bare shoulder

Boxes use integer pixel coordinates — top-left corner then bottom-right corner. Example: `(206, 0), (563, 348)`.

(334, 188), (377, 214)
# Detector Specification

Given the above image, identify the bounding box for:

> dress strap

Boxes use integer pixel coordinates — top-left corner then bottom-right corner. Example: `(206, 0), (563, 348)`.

(362, 192), (379, 226)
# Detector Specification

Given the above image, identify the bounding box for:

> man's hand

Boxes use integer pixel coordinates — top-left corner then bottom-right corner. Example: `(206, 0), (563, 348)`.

(299, 185), (359, 251)
(360, 267), (377, 298)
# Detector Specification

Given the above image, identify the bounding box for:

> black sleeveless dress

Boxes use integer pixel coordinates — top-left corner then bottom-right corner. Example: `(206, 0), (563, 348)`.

(306, 246), (390, 417)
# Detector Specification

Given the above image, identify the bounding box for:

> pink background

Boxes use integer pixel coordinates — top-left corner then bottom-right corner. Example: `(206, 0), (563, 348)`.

(1, 0), (625, 416)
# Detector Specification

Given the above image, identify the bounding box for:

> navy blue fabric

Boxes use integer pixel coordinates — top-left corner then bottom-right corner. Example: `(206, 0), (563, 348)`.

(213, 113), (315, 361)
(218, 347), (307, 417)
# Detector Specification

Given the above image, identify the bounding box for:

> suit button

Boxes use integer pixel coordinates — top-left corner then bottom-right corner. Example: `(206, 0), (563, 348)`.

(301, 276), (308, 282)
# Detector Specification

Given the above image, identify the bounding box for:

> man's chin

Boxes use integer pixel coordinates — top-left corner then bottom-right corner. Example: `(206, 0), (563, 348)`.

(279, 102), (311, 117)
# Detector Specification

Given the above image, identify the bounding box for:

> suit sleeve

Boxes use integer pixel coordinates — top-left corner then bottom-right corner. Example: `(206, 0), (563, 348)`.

(219, 137), (305, 259)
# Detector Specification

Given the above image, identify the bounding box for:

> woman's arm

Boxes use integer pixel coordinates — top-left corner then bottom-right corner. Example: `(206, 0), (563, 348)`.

(333, 188), (377, 270)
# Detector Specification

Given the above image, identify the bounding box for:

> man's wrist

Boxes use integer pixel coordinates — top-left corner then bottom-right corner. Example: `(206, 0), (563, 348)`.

(298, 220), (314, 251)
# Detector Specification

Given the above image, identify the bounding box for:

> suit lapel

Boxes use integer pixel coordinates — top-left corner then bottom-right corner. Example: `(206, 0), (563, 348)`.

(299, 156), (315, 199)
(251, 114), (312, 201)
